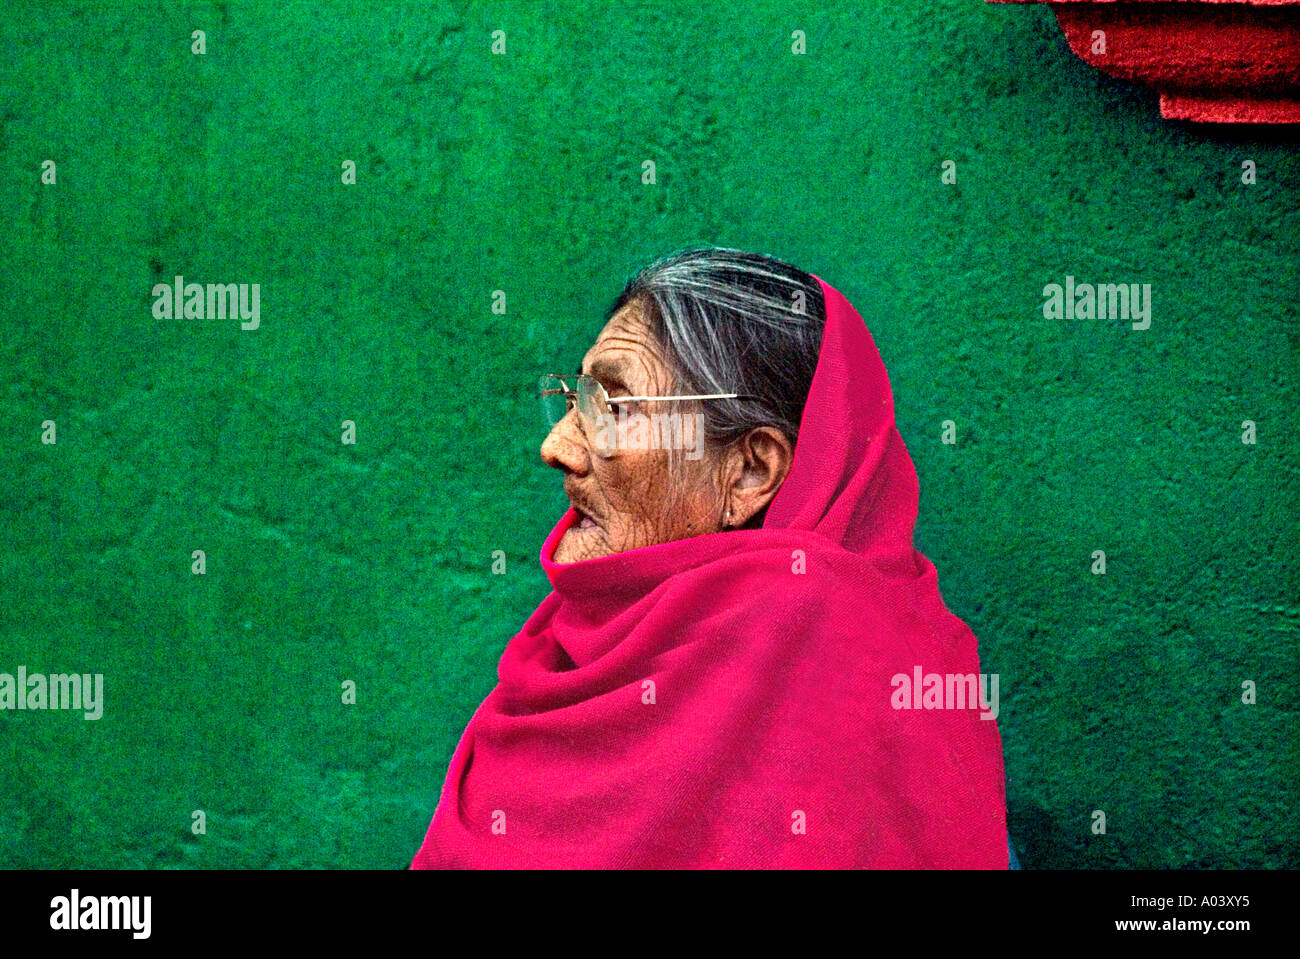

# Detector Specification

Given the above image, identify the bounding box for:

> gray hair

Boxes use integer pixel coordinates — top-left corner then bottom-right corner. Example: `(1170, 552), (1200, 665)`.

(606, 247), (825, 450)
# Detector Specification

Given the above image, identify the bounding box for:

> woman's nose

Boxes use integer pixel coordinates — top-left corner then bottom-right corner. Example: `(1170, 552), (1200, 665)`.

(540, 412), (590, 475)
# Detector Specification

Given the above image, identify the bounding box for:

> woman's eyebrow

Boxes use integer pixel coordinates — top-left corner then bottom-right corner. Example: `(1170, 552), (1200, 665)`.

(584, 358), (632, 390)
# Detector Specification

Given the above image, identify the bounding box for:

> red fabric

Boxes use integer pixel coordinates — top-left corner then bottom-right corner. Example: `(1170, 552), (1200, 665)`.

(411, 277), (1009, 869)
(989, 0), (1300, 125)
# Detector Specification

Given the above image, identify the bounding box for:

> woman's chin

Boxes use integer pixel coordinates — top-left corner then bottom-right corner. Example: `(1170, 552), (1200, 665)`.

(554, 525), (611, 563)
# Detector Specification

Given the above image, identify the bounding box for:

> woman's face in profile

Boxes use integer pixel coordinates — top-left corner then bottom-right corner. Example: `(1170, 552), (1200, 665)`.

(540, 302), (723, 564)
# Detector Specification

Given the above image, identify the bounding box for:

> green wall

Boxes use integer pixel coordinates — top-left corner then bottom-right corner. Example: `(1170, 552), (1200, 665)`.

(1, 0), (1295, 868)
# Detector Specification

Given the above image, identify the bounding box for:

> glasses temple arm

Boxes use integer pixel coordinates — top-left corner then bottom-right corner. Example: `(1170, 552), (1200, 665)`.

(606, 393), (743, 402)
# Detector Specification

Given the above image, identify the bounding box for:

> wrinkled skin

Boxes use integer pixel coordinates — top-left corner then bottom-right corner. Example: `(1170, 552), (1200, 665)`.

(541, 299), (795, 564)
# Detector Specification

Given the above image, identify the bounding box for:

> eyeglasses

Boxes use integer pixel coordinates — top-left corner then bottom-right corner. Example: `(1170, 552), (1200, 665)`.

(538, 373), (746, 457)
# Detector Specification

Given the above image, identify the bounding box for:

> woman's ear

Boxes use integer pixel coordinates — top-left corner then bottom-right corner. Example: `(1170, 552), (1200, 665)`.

(724, 426), (794, 527)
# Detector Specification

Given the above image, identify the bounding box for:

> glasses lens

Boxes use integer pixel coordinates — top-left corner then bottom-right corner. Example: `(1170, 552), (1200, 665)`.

(577, 375), (618, 457)
(539, 375), (571, 427)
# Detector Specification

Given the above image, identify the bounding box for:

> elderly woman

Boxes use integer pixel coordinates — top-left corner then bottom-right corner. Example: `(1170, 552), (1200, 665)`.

(411, 248), (1009, 868)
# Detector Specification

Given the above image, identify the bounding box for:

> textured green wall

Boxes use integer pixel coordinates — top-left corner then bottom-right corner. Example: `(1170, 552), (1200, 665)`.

(1, 0), (1295, 869)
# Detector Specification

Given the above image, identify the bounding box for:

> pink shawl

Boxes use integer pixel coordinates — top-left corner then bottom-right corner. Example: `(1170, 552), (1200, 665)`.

(411, 277), (1008, 868)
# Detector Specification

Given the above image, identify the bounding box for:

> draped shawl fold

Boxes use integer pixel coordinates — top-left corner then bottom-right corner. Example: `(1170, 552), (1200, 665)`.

(412, 277), (1008, 868)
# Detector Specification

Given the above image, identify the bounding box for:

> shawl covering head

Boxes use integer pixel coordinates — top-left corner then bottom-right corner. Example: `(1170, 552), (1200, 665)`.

(411, 276), (1008, 868)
